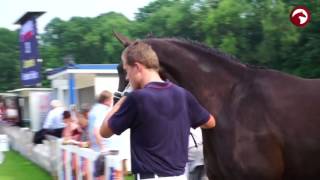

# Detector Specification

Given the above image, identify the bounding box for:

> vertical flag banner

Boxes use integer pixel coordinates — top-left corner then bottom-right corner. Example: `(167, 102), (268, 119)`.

(19, 17), (41, 86)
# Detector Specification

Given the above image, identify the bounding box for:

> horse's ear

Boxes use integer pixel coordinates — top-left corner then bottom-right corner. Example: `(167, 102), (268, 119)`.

(113, 31), (132, 47)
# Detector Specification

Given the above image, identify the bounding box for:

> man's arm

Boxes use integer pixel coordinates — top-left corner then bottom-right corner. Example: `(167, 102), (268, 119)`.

(200, 115), (216, 129)
(100, 96), (127, 138)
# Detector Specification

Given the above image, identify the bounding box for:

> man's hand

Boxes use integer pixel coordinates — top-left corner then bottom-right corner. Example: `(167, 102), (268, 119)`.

(201, 115), (216, 129)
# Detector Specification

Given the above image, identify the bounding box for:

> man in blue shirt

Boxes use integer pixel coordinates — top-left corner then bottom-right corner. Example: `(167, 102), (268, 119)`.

(100, 41), (216, 180)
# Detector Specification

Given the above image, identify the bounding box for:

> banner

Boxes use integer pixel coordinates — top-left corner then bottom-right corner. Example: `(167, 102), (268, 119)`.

(19, 17), (41, 86)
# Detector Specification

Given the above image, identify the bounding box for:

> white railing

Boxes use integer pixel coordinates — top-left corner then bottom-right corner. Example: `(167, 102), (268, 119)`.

(0, 124), (127, 180)
(0, 134), (9, 164)
(56, 139), (124, 180)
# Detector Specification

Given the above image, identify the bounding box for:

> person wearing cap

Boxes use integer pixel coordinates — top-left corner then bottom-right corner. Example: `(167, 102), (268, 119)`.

(42, 99), (66, 138)
(33, 99), (65, 144)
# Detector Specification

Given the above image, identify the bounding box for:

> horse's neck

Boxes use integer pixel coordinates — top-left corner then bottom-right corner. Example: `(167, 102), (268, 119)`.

(188, 59), (245, 114)
(159, 40), (249, 114)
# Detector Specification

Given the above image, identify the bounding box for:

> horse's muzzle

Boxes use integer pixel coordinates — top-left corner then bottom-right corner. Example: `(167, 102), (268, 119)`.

(113, 84), (133, 103)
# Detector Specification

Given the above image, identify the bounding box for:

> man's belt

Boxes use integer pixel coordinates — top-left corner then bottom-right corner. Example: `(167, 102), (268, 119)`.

(135, 173), (170, 179)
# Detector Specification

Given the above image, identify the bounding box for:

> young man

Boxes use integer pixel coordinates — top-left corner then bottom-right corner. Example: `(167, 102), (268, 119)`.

(100, 42), (216, 180)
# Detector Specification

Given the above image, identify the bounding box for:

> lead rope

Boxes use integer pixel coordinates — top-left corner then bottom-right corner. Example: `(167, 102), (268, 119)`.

(190, 132), (198, 148)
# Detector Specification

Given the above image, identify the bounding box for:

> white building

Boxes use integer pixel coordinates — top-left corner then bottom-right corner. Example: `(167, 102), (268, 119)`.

(6, 88), (52, 131)
(47, 64), (119, 108)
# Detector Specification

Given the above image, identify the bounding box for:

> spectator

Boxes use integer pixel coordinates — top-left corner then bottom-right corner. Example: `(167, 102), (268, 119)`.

(78, 104), (90, 147)
(62, 110), (82, 179)
(187, 128), (208, 180)
(34, 100), (65, 144)
(78, 104), (91, 180)
(0, 102), (6, 122)
(43, 100), (65, 137)
(62, 110), (81, 142)
(88, 90), (114, 152)
(88, 90), (120, 179)
(5, 102), (18, 124)
(70, 104), (79, 123)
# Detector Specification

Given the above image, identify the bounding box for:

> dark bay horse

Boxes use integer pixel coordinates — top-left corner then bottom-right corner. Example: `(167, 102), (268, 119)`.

(114, 33), (320, 180)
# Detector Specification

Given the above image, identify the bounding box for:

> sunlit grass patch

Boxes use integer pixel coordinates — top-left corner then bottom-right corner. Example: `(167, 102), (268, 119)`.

(0, 150), (52, 180)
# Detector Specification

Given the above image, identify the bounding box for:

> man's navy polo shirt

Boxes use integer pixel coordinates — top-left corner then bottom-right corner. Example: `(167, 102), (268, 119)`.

(109, 81), (210, 176)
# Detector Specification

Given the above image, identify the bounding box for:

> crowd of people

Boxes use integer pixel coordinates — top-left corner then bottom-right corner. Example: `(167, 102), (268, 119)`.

(34, 92), (124, 180)
(0, 98), (19, 125)
(33, 41), (216, 180)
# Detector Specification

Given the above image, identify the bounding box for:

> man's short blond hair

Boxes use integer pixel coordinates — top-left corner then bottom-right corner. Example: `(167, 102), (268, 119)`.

(122, 41), (160, 71)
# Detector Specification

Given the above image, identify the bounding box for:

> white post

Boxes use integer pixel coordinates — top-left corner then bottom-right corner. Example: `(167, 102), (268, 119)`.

(76, 152), (82, 180)
(65, 146), (72, 180)
(57, 139), (64, 180)
(0, 134), (9, 164)
(57, 141), (99, 180)
(104, 151), (124, 180)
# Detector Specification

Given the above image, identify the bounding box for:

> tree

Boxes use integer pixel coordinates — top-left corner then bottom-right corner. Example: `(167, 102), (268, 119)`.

(134, 0), (200, 39)
(0, 28), (20, 91)
(281, 0), (320, 78)
(1, 0), (320, 91)
(41, 12), (133, 65)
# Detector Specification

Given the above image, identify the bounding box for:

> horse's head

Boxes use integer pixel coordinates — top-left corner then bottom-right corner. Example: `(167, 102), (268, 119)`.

(116, 63), (128, 93)
(113, 32), (175, 102)
(113, 32), (248, 112)
(113, 32), (182, 95)
(112, 32), (131, 103)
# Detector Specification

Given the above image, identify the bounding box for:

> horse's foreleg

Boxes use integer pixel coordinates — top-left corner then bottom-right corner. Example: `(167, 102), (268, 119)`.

(202, 129), (224, 180)
(233, 134), (284, 180)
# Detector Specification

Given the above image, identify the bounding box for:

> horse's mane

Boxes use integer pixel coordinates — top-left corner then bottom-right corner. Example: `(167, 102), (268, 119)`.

(146, 37), (266, 69)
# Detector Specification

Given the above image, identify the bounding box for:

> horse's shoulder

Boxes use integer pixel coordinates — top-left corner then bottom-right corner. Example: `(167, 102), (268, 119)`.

(230, 74), (270, 105)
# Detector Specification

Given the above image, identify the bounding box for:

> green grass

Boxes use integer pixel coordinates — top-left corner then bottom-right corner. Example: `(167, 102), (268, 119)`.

(125, 174), (134, 180)
(0, 150), (134, 180)
(0, 151), (52, 180)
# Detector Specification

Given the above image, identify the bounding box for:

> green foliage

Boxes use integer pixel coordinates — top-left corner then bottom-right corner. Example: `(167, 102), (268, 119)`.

(0, 28), (20, 91)
(282, 0), (320, 77)
(42, 12), (132, 65)
(219, 33), (237, 54)
(134, 0), (200, 39)
(0, 0), (319, 90)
